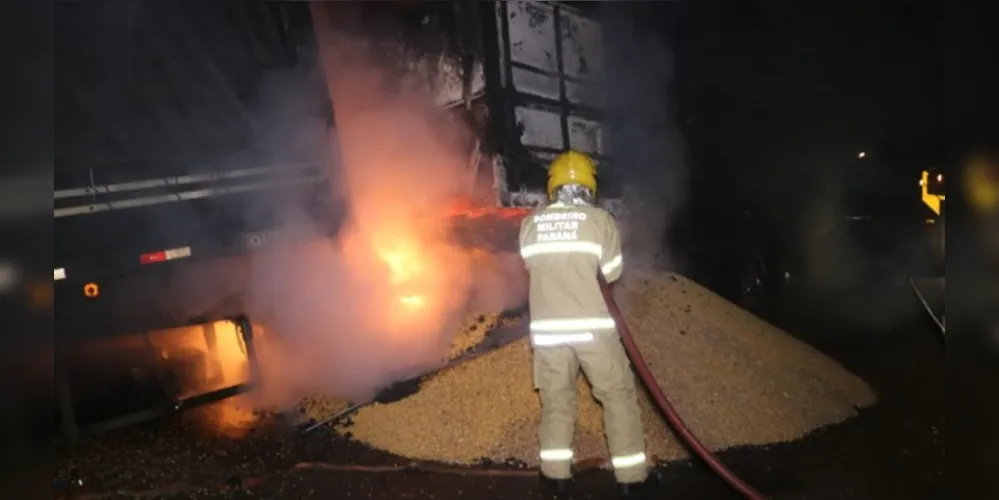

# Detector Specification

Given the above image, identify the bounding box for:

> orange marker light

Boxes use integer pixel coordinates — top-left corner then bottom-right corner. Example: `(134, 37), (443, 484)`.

(83, 282), (100, 298)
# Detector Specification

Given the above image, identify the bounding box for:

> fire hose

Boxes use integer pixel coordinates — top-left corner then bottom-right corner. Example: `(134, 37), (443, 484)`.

(598, 273), (769, 500)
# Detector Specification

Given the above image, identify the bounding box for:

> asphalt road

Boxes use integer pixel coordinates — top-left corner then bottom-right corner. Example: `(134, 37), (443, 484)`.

(55, 291), (945, 500)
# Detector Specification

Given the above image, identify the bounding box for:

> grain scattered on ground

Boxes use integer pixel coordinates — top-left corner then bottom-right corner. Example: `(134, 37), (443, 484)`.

(298, 311), (505, 424)
(334, 271), (877, 466)
(445, 312), (501, 359)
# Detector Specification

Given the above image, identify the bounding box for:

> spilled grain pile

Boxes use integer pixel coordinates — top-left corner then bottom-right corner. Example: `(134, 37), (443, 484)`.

(318, 271), (877, 465)
(298, 311), (507, 424)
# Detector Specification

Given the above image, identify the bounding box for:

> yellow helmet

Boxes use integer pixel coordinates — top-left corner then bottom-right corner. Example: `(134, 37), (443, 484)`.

(547, 150), (597, 198)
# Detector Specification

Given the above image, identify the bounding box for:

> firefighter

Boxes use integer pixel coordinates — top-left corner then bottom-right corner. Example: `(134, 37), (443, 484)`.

(518, 150), (652, 497)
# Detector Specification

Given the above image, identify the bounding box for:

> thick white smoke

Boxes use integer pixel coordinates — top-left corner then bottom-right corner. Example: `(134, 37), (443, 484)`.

(601, 4), (689, 274)
(232, 10), (526, 406)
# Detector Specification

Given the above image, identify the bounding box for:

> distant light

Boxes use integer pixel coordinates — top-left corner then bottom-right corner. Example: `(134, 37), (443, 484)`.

(857, 152), (866, 159)
(83, 282), (100, 298)
(936, 173), (943, 183)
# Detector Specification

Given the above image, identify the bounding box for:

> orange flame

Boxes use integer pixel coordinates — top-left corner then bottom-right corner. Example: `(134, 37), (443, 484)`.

(373, 234), (435, 316)
(377, 239), (426, 285)
(137, 321), (261, 438)
(399, 295), (425, 308)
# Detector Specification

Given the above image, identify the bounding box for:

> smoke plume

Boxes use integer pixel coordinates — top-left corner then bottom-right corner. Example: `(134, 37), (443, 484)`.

(601, 4), (689, 273)
(235, 10), (524, 406)
(54, 2), (528, 422)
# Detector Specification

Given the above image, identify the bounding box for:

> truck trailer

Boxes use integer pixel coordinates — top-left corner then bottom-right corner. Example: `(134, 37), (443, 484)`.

(53, 0), (614, 440)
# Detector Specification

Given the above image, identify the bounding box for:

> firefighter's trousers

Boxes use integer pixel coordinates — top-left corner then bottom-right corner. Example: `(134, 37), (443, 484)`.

(532, 332), (648, 483)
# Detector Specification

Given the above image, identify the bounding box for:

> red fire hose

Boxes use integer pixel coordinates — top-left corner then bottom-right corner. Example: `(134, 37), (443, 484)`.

(598, 274), (769, 500)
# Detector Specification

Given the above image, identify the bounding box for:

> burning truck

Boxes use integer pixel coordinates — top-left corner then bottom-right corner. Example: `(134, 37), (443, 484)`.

(52, 6), (886, 498)
(53, 0), (616, 439)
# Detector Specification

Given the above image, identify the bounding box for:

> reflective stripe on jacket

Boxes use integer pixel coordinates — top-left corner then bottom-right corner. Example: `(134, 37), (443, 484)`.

(518, 202), (623, 345)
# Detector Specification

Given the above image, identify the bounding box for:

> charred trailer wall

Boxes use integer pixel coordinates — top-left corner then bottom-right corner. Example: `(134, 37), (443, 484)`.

(480, 1), (617, 206)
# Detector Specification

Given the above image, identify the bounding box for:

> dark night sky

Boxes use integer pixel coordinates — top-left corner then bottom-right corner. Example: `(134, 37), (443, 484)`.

(52, 0), (949, 213)
(664, 0), (943, 170)
(621, 0), (947, 225)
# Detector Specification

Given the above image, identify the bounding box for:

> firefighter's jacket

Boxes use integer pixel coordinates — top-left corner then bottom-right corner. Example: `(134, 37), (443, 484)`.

(518, 201), (623, 347)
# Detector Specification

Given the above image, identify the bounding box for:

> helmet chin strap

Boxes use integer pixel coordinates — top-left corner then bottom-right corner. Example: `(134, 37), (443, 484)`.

(551, 184), (595, 206)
